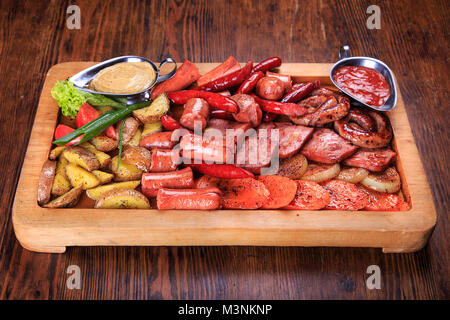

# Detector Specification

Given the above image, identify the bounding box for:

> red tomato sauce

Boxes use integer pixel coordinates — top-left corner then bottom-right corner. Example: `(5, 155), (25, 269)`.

(333, 66), (390, 107)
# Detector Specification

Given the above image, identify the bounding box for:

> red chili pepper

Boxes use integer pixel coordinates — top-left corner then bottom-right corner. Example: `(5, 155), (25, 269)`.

(193, 60), (253, 92)
(262, 112), (278, 122)
(281, 80), (320, 103)
(75, 102), (117, 139)
(161, 115), (181, 130)
(251, 94), (307, 117)
(250, 57), (282, 74)
(210, 108), (235, 120)
(54, 124), (83, 146)
(167, 90), (239, 113)
(189, 163), (254, 179)
(236, 71), (264, 94)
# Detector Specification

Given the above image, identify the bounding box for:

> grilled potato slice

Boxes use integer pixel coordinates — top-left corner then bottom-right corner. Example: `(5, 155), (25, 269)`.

(361, 167), (401, 193)
(132, 93), (169, 124)
(126, 128), (142, 147)
(90, 135), (118, 152)
(43, 186), (83, 208)
(65, 164), (100, 189)
(116, 117), (140, 144)
(277, 153), (308, 179)
(80, 142), (111, 168)
(37, 159), (56, 205)
(63, 146), (100, 171)
(86, 180), (141, 200)
(92, 170), (114, 184)
(94, 189), (150, 209)
(336, 167), (369, 184)
(141, 121), (162, 137)
(121, 146), (151, 171)
(111, 156), (143, 181)
(301, 163), (340, 183)
(49, 146), (65, 160)
(51, 157), (72, 196)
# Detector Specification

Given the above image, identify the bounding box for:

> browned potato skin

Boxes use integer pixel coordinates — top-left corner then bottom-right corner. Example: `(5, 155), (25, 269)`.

(110, 156), (143, 181)
(43, 186), (83, 208)
(63, 146), (100, 171)
(117, 117), (140, 144)
(37, 159), (56, 205)
(89, 135), (118, 152)
(94, 188), (150, 209)
(121, 146), (152, 172)
(277, 153), (308, 179)
(49, 146), (65, 160)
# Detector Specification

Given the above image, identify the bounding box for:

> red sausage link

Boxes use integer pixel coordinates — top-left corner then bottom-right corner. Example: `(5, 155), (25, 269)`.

(179, 98), (210, 130)
(180, 134), (232, 164)
(139, 131), (178, 150)
(149, 148), (180, 172)
(251, 57), (282, 74)
(141, 167), (194, 198)
(250, 94), (308, 117)
(189, 163), (254, 179)
(281, 80), (320, 103)
(193, 60), (253, 92)
(156, 187), (222, 210)
(210, 108), (235, 120)
(161, 115), (181, 130)
(236, 71), (264, 94)
(167, 90), (239, 113)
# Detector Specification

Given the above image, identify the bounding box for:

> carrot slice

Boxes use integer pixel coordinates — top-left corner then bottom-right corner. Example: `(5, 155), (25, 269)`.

(321, 180), (368, 210)
(151, 60), (200, 99)
(257, 175), (297, 209)
(358, 184), (409, 211)
(197, 56), (239, 87)
(283, 180), (330, 210)
(218, 178), (269, 209)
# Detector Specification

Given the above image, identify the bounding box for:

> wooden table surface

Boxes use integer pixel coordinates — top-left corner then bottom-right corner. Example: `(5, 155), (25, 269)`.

(0, 0), (448, 300)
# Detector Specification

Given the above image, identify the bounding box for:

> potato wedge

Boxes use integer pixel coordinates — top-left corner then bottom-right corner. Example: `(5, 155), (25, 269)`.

(94, 189), (150, 209)
(63, 146), (100, 171)
(49, 146), (65, 160)
(277, 153), (308, 179)
(80, 142), (111, 168)
(86, 180), (141, 200)
(92, 170), (114, 184)
(37, 159), (56, 205)
(141, 121), (162, 137)
(51, 157), (71, 196)
(111, 156), (143, 181)
(44, 186), (83, 208)
(90, 135), (118, 152)
(116, 117), (140, 144)
(126, 128), (142, 147)
(65, 163), (100, 189)
(132, 93), (169, 124)
(301, 163), (340, 183)
(121, 146), (151, 171)
(361, 167), (401, 193)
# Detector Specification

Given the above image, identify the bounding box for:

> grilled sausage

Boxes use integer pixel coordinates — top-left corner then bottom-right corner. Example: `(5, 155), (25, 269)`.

(139, 131), (178, 150)
(179, 97), (210, 130)
(156, 187), (222, 210)
(255, 76), (284, 100)
(149, 148), (180, 172)
(231, 94), (263, 127)
(141, 167), (194, 197)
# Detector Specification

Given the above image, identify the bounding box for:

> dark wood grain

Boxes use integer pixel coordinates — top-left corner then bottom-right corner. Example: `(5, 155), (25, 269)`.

(0, 0), (448, 300)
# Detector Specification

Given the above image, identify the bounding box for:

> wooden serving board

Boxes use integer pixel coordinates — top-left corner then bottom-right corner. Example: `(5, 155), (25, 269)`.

(12, 62), (436, 253)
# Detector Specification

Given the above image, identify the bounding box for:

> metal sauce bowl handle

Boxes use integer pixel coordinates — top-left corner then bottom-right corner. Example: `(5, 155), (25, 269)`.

(155, 58), (177, 83)
(339, 45), (351, 59)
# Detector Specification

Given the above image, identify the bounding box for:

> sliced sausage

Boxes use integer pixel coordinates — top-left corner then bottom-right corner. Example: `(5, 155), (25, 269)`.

(179, 97), (210, 130)
(231, 94), (262, 127)
(343, 148), (396, 172)
(321, 180), (369, 210)
(157, 187), (222, 210)
(256, 76), (284, 100)
(301, 128), (359, 163)
(266, 71), (293, 92)
(180, 133), (233, 164)
(37, 159), (56, 205)
(149, 148), (180, 172)
(139, 131), (178, 150)
(141, 167), (194, 197)
(275, 122), (314, 158)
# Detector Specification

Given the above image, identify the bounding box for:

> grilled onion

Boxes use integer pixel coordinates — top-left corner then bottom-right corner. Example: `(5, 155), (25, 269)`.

(361, 167), (401, 193)
(336, 167), (369, 184)
(301, 163), (340, 183)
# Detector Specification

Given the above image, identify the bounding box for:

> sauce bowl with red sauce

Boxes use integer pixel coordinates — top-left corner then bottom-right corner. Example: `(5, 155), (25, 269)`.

(330, 45), (397, 111)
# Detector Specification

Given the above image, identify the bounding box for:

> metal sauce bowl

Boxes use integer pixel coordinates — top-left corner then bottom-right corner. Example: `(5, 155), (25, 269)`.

(330, 45), (398, 111)
(69, 56), (177, 104)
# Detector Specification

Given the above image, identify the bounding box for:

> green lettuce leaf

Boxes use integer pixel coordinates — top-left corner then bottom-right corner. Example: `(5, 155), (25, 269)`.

(50, 80), (86, 118)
